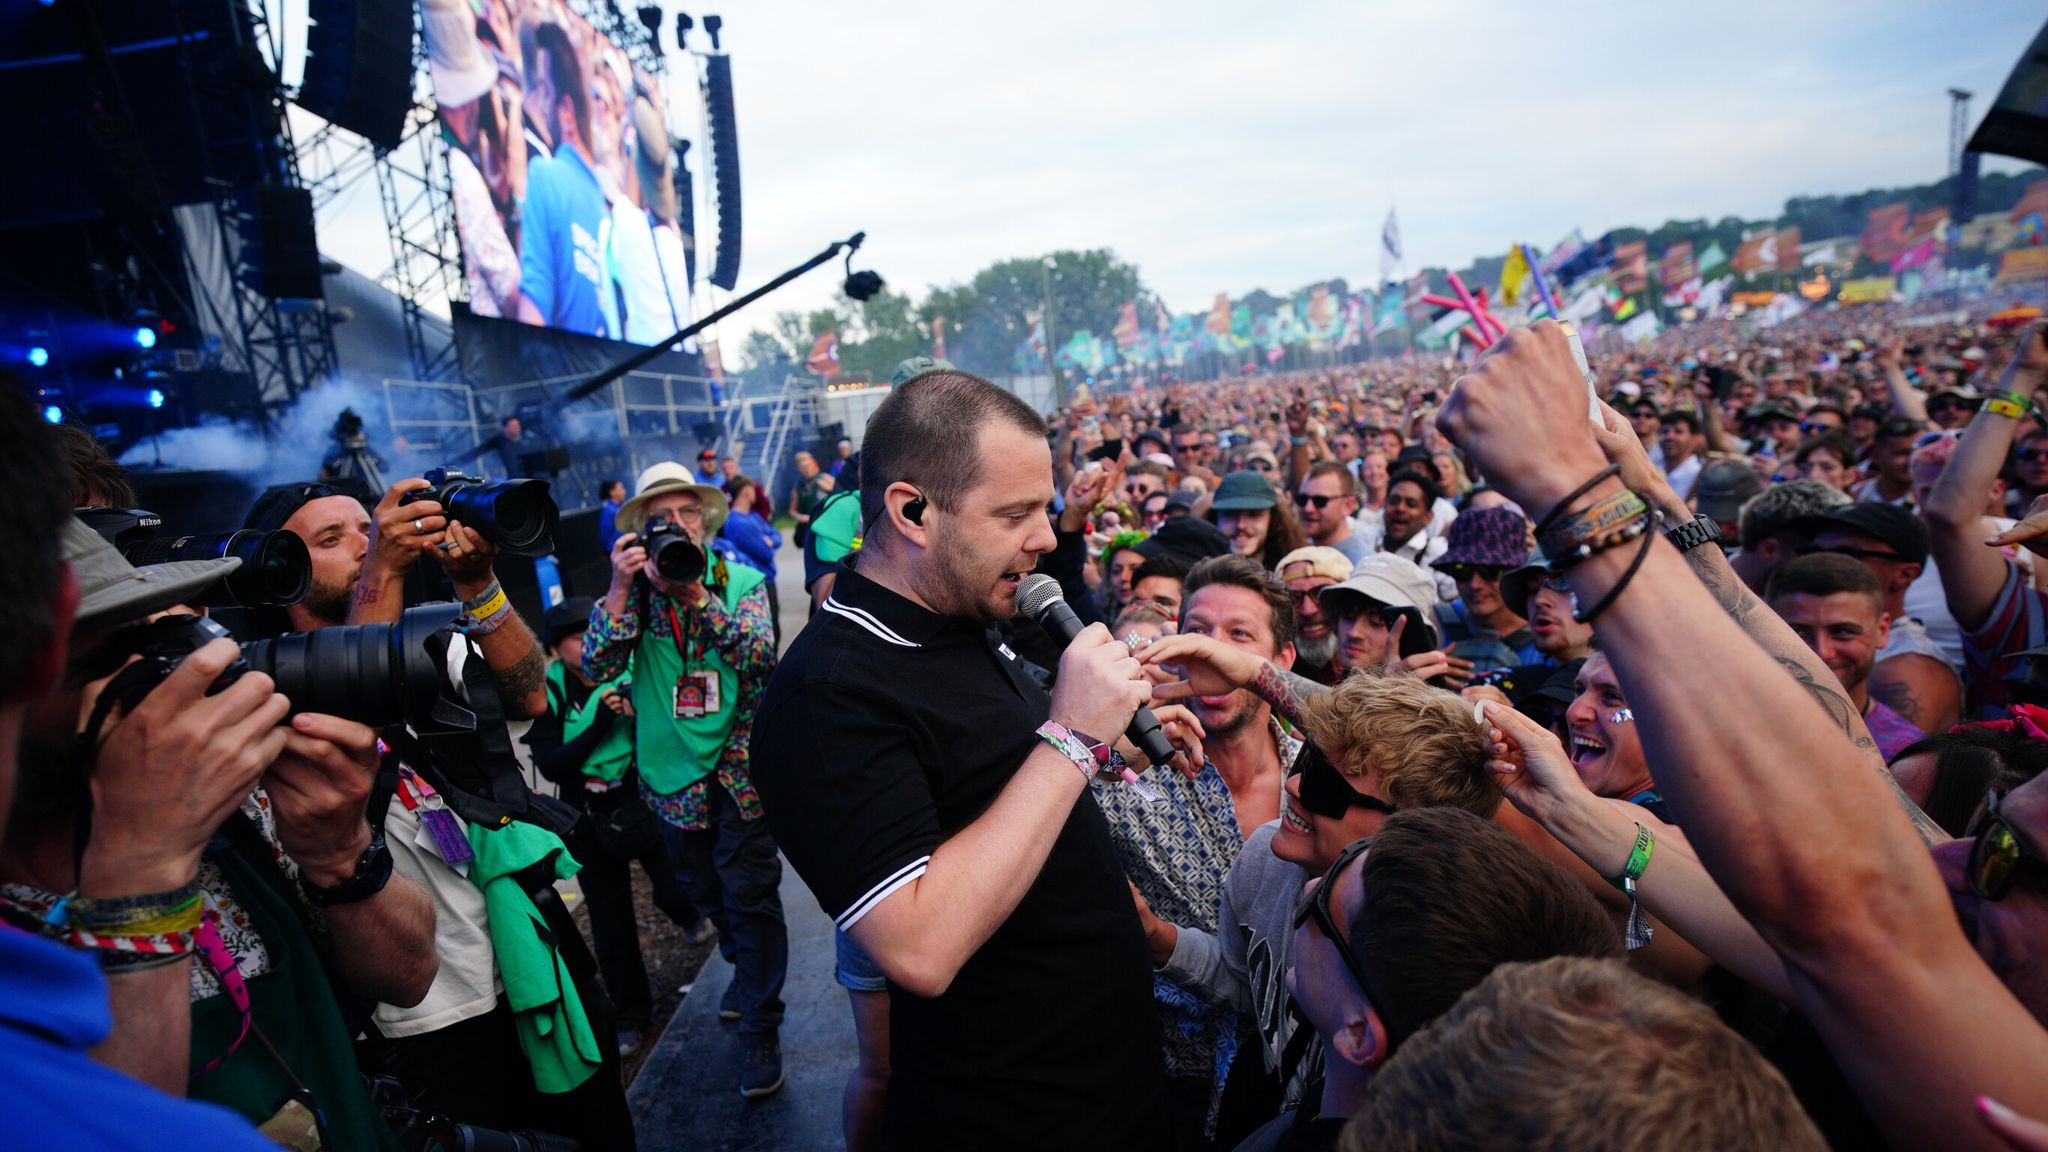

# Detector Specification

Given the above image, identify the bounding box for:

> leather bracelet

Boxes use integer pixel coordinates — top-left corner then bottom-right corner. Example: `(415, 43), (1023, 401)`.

(1534, 464), (1622, 539)
(1569, 510), (1662, 624)
(301, 828), (395, 907)
(1545, 496), (1653, 572)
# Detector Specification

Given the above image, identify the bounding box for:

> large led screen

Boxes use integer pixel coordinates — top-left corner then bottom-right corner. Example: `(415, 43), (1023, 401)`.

(423, 0), (693, 344)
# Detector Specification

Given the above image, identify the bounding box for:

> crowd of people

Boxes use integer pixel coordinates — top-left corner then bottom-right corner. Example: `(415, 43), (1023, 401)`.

(7, 300), (2048, 1151)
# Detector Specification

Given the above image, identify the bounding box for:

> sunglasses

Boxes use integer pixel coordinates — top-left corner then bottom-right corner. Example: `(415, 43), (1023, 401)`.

(1249, 460), (1277, 472)
(1964, 788), (2043, 902)
(1290, 740), (1400, 821)
(1293, 836), (1378, 998)
(1439, 563), (1506, 584)
(1295, 492), (1340, 510)
(2019, 448), (2048, 463)
(1914, 429), (1964, 449)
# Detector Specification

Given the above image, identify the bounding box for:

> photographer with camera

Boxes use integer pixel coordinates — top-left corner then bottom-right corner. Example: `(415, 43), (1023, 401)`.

(585, 461), (789, 1099)
(251, 477), (636, 1148)
(526, 598), (714, 1056)
(0, 519), (439, 1150)
(0, 392), (281, 1148)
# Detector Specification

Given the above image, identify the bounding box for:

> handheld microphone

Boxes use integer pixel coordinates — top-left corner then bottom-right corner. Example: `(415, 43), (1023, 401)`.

(1017, 574), (1177, 767)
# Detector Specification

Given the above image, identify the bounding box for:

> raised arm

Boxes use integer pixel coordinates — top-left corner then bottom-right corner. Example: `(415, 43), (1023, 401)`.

(1876, 339), (1932, 425)
(1925, 325), (2048, 633)
(1437, 320), (2048, 1151)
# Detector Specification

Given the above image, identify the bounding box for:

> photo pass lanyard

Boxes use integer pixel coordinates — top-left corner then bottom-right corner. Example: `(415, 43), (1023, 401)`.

(665, 601), (707, 674)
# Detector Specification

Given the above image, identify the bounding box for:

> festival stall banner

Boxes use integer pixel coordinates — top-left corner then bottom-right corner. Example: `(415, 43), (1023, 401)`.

(1862, 203), (1914, 266)
(1731, 291), (1779, 307)
(1498, 244), (1532, 306)
(1837, 277), (1898, 304)
(1999, 247), (2048, 282)
(1207, 293), (1233, 338)
(1893, 240), (1939, 274)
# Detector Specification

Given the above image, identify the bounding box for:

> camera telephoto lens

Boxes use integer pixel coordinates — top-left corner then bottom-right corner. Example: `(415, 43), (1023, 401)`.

(407, 469), (560, 557)
(122, 529), (312, 608)
(240, 604), (459, 729)
(642, 518), (705, 585)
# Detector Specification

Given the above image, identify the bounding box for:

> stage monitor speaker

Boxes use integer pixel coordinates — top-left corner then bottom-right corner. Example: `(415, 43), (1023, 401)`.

(237, 185), (323, 300)
(298, 0), (415, 150)
(705, 54), (742, 290)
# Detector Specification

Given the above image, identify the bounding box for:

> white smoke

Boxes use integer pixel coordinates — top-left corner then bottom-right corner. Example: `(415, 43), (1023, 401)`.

(119, 376), (393, 489)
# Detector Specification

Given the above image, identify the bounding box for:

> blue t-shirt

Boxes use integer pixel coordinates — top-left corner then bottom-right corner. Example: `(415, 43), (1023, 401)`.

(599, 498), (625, 556)
(519, 146), (612, 338)
(0, 927), (275, 1149)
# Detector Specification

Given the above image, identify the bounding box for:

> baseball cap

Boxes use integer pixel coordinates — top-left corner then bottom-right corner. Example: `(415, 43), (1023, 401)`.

(1275, 546), (1353, 585)
(1694, 459), (1763, 523)
(1209, 470), (1280, 512)
(1497, 563), (1551, 617)
(1791, 503), (1930, 567)
(1743, 402), (1800, 426)
(1434, 507), (1531, 570)
(543, 596), (597, 647)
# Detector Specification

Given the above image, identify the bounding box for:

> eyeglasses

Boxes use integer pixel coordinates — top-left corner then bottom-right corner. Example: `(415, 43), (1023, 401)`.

(1293, 836), (1378, 998)
(1438, 563), (1506, 584)
(1964, 788), (2043, 902)
(1295, 492), (1338, 509)
(1290, 740), (1399, 821)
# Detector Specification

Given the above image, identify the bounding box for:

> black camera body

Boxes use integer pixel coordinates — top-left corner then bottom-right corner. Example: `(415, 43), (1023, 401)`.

(403, 467), (560, 557)
(641, 515), (705, 585)
(77, 506), (313, 609)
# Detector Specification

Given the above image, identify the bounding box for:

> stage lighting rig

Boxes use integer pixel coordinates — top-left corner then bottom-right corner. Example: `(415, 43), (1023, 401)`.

(675, 11), (693, 47)
(638, 5), (663, 42)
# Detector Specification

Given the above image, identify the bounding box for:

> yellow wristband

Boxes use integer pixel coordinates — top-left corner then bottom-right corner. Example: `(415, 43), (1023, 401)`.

(1984, 398), (2028, 420)
(467, 586), (509, 623)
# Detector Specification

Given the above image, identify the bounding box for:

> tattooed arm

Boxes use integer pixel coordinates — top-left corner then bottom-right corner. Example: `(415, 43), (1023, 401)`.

(1597, 405), (1946, 846)
(1141, 632), (1325, 730)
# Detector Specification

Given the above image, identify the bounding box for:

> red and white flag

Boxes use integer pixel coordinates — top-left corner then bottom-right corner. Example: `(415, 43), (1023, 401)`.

(805, 330), (839, 379)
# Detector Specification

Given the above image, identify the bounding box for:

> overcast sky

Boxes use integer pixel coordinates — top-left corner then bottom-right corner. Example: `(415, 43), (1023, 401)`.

(306, 0), (2043, 360)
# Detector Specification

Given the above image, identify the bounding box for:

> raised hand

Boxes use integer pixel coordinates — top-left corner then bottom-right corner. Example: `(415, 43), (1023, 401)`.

(1478, 698), (1595, 825)
(1141, 632), (1266, 702)
(1436, 321), (1613, 517)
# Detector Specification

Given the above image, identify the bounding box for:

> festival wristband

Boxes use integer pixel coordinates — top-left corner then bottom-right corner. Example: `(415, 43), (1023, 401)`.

(462, 579), (505, 613)
(1606, 823), (1655, 892)
(1036, 721), (1100, 782)
(54, 881), (203, 935)
(1984, 397), (2028, 420)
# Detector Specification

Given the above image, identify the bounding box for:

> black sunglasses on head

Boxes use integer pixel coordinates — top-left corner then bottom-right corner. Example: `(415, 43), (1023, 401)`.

(1965, 788), (2044, 902)
(1293, 835), (1378, 998)
(1290, 740), (1399, 820)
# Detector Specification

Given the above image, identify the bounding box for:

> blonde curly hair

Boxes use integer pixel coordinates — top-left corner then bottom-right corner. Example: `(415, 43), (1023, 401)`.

(1294, 670), (1499, 818)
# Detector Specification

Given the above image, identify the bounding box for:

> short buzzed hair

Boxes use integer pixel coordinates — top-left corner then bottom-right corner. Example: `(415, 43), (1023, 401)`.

(1304, 459), (1358, 497)
(1737, 479), (1849, 551)
(1765, 552), (1883, 608)
(860, 371), (1048, 539)
(1344, 957), (1825, 1152)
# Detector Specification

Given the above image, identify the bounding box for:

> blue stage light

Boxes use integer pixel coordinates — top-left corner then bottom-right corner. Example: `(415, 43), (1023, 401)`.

(134, 326), (157, 349)
(147, 388), (166, 409)
(26, 346), (48, 367)
(43, 405), (62, 424)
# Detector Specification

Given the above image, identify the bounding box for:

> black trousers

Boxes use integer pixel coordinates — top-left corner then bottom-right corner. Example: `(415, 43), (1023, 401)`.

(571, 810), (702, 1033)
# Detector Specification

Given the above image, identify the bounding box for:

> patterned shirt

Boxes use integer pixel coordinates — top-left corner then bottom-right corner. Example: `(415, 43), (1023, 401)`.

(1093, 717), (1300, 1131)
(1961, 559), (2045, 717)
(583, 576), (777, 831)
(1864, 697), (1925, 763)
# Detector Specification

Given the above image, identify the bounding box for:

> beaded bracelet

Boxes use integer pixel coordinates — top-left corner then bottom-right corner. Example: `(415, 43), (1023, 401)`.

(51, 880), (202, 936)
(1541, 490), (1652, 570)
(1567, 510), (1662, 625)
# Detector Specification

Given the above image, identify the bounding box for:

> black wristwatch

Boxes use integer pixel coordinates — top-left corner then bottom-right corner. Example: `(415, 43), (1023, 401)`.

(301, 827), (395, 907)
(1665, 513), (1723, 555)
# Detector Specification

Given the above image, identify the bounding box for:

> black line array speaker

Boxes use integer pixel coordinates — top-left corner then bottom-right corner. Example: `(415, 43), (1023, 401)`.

(298, 0), (415, 151)
(1953, 151), (1982, 227)
(705, 54), (742, 291)
(238, 185), (324, 300)
(671, 136), (698, 288)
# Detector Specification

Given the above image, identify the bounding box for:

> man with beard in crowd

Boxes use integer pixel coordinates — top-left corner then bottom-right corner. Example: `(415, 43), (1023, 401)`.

(1295, 461), (1371, 566)
(1765, 555), (1926, 761)
(1276, 547), (1351, 685)
(1104, 555), (1296, 1147)
(751, 371), (1171, 1151)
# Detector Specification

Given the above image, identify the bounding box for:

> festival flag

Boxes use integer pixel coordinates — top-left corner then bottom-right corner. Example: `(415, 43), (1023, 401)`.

(1274, 302), (1307, 347)
(1612, 241), (1649, 295)
(1695, 241), (1729, 274)
(805, 330), (839, 379)
(1498, 244), (1532, 307)
(1113, 302), (1143, 350)
(1861, 203), (1913, 266)
(1372, 292), (1405, 335)
(2010, 178), (2048, 244)
(1379, 207), (1403, 286)
(1657, 241), (1695, 286)
(1154, 296), (1172, 334)
(1306, 284), (1341, 347)
(1403, 272), (1433, 321)
(1908, 208), (1950, 244)
(1775, 228), (1802, 272)
(1340, 293), (1368, 348)
(1893, 239), (1939, 273)
(1230, 303), (1254, 347)
(1539, 230), (1587, 276)
(1730, 231), (1777, 276)
(1207, 293), (1233, 338)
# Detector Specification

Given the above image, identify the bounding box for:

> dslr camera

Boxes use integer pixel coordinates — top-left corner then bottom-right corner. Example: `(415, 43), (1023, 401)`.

(402, 467), (559, 557)
(77, 507), (312, 610)
(641, 515), (705, 585)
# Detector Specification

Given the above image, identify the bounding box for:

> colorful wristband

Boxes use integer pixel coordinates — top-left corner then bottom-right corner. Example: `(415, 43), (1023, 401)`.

(1984, 397), (2028, 420)
(1035, 721), (1099, 782)
(1606, 823), (1655, 892)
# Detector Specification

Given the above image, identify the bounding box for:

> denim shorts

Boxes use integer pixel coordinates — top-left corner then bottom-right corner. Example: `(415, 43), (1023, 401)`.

(834, 926), (887, 993)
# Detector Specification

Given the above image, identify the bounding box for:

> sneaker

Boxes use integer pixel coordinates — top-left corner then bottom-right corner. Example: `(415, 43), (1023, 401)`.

(682, 917), (717, 946)
(719, 981), (743, 1021)
(617, 1029), (644, 1058)
(739, 1035), (784, 1099)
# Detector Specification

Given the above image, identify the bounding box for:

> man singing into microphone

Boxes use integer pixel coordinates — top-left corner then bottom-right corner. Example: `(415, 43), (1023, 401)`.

(752, 370), (1172, 1150)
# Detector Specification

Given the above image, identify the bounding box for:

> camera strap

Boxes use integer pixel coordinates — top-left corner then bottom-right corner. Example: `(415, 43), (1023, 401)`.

(665, 602), (707, 672)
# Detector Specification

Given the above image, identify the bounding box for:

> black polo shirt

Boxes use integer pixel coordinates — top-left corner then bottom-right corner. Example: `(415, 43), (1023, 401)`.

(752, 565), (1169, 1151)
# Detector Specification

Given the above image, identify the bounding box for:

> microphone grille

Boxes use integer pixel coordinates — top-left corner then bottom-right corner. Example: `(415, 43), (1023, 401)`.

(1016, 573), (1065, 619)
